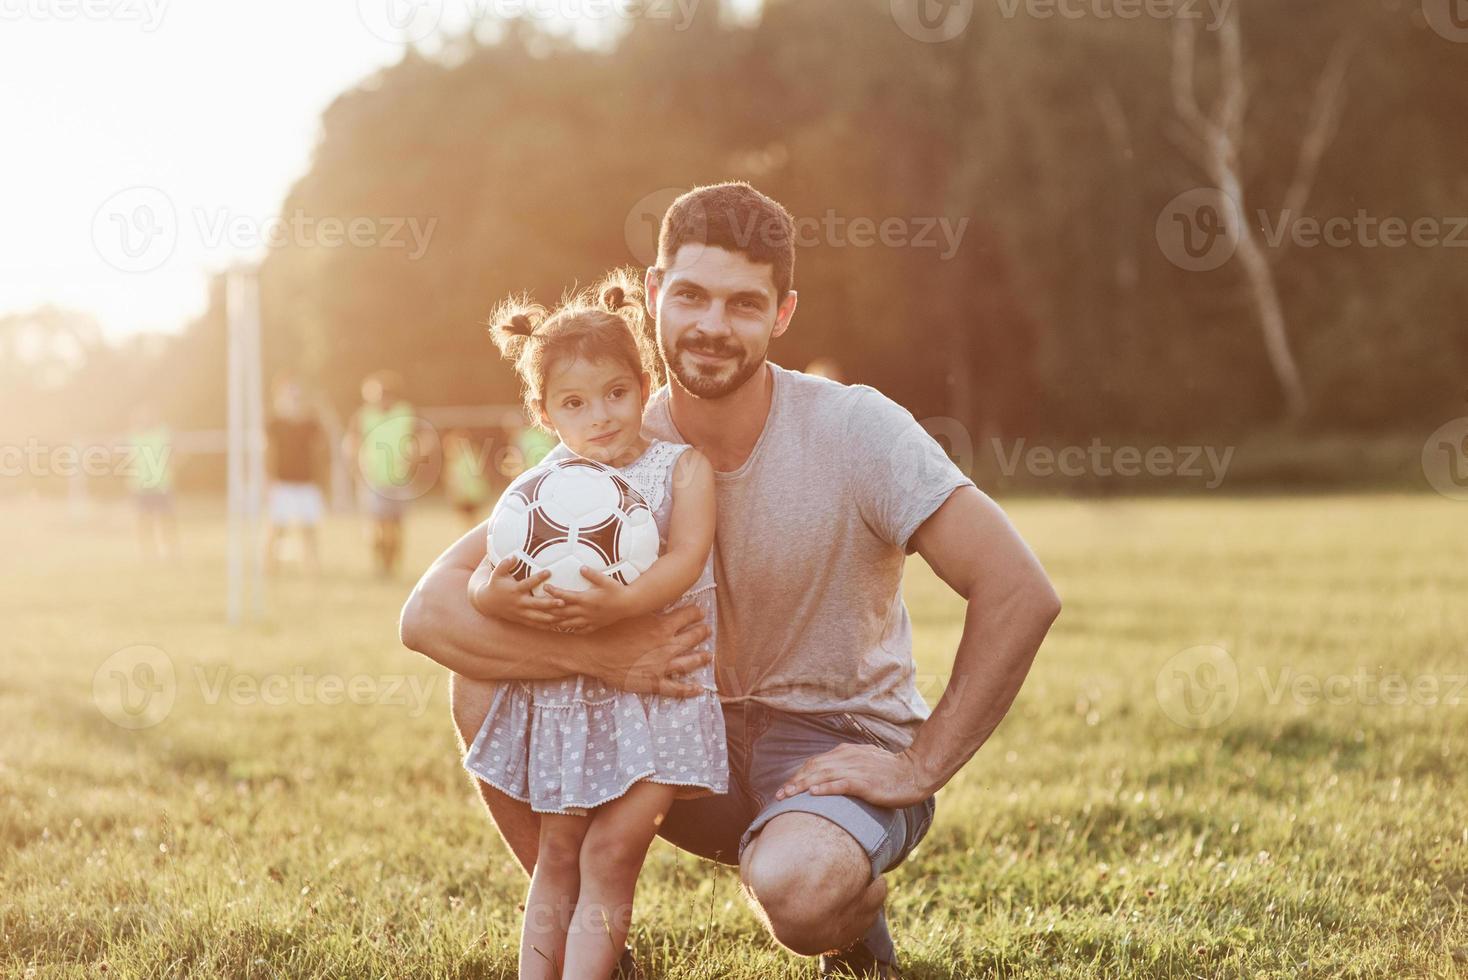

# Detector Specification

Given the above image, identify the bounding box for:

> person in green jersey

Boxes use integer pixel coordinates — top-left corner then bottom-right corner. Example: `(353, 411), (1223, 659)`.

(127, 406), (179, 561)
(443, 429), (492, 529)
(344, 370), (427, 577)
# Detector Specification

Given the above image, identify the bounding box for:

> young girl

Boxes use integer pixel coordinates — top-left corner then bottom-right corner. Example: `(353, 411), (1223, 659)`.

(462, 270), (726, 980)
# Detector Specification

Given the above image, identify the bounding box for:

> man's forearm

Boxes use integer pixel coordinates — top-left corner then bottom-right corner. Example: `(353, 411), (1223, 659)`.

(400, 562), (586, 682)
(906, 579), (1061, 795)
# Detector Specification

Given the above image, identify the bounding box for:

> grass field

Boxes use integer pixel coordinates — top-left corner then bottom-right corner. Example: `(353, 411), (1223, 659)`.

(3, 493), (1466, 979)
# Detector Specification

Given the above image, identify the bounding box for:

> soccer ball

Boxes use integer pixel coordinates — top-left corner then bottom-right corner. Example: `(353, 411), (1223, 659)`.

(487, 456), (660, 595)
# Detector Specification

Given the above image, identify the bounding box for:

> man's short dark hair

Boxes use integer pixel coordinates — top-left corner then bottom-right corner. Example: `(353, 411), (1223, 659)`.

(656, 181), (796, 298)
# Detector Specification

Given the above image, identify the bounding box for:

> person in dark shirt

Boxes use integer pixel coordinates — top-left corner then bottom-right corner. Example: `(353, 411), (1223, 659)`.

(265, 379), (325, 574)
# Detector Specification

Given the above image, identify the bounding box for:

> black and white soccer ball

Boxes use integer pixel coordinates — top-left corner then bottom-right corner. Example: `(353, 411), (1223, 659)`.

(487, 456), (660, 595)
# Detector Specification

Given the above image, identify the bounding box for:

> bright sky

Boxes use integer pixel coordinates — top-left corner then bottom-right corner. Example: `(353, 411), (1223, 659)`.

(1, 0), (759, 343)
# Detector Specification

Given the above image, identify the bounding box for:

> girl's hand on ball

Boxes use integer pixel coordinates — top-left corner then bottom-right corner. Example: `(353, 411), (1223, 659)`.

(543, 567), (632, 632)
(478, 557), (564, 628)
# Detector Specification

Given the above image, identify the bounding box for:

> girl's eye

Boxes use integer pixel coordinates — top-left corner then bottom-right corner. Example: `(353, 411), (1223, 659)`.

(609, 387), (627, 399)
(564, 399), (582, 409)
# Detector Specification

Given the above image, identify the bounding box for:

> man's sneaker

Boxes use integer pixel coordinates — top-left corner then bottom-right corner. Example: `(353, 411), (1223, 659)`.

(818, 940), (903, 979)
(611, 945), (644, 980)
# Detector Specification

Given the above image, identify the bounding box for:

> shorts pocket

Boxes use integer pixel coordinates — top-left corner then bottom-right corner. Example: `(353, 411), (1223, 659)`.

(826, 711), (892, 750)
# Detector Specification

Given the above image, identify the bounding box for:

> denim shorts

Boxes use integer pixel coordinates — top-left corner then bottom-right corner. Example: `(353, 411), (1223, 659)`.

(655, 701), (937, 881)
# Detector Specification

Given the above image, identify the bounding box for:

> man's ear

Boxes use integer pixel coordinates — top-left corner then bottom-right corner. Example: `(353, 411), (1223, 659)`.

(771, 290), (798, 340)
(644, 267), (662, 311)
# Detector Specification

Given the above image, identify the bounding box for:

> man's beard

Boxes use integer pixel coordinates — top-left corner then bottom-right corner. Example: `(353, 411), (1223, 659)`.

(662, 333), (765, 400)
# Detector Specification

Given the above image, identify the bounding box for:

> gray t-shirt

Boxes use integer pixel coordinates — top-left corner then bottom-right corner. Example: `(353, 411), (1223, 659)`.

(547, 362), (974, 749)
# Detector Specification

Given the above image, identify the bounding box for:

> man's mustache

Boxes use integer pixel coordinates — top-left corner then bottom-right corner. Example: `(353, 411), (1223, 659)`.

(678, 338), (742, 358)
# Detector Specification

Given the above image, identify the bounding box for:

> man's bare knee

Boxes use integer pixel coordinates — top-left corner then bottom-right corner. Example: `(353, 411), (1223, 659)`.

(740, 812), (879, 955)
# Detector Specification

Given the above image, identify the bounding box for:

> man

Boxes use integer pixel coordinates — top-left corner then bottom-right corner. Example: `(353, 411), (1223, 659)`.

(265, 378), (326, 574)
(400, 182), (1061, 978)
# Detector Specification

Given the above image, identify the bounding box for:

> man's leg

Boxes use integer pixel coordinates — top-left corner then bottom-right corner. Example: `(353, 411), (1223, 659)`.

(739, 811), (887, 956)
(732, 708), (937, 965)
(449, 672), (540, 875)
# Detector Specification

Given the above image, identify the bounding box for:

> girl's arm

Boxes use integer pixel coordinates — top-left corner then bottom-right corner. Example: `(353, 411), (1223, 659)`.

(547, 448), (716, 632)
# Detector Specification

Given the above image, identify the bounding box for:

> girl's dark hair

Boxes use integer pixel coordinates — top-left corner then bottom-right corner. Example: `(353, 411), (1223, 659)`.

(489, 268), (655, 429)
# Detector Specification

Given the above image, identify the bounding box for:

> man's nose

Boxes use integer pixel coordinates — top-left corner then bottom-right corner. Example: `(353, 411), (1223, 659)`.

(692, 303), (734, 339)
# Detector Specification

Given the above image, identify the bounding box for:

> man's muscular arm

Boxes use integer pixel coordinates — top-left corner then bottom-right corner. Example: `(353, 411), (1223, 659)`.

(399, 518), (713, 696)
(776, 486), (1060, 806)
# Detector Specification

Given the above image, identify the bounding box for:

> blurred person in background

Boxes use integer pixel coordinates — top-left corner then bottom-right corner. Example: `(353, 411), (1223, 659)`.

(516, 410), (556, 472)
(127, 405), (178, 562)
(265, 377), (327, 575)
(345, 370), (425, 578)
(443, 429), (492, 529)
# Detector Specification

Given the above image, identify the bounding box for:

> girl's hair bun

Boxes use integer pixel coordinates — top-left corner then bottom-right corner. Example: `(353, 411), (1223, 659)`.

(601, 284), (627, 311)
(503, 313), (536, 337)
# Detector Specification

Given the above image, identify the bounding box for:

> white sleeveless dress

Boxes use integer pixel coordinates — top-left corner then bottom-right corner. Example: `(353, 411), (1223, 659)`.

(463, 440), (728, 815)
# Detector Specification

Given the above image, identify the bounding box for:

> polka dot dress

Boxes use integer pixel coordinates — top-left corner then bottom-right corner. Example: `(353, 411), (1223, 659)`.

(463, 441), (727, 815)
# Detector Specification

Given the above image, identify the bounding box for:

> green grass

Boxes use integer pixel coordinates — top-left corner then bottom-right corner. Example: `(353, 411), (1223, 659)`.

(2, 493), (1466, 978)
